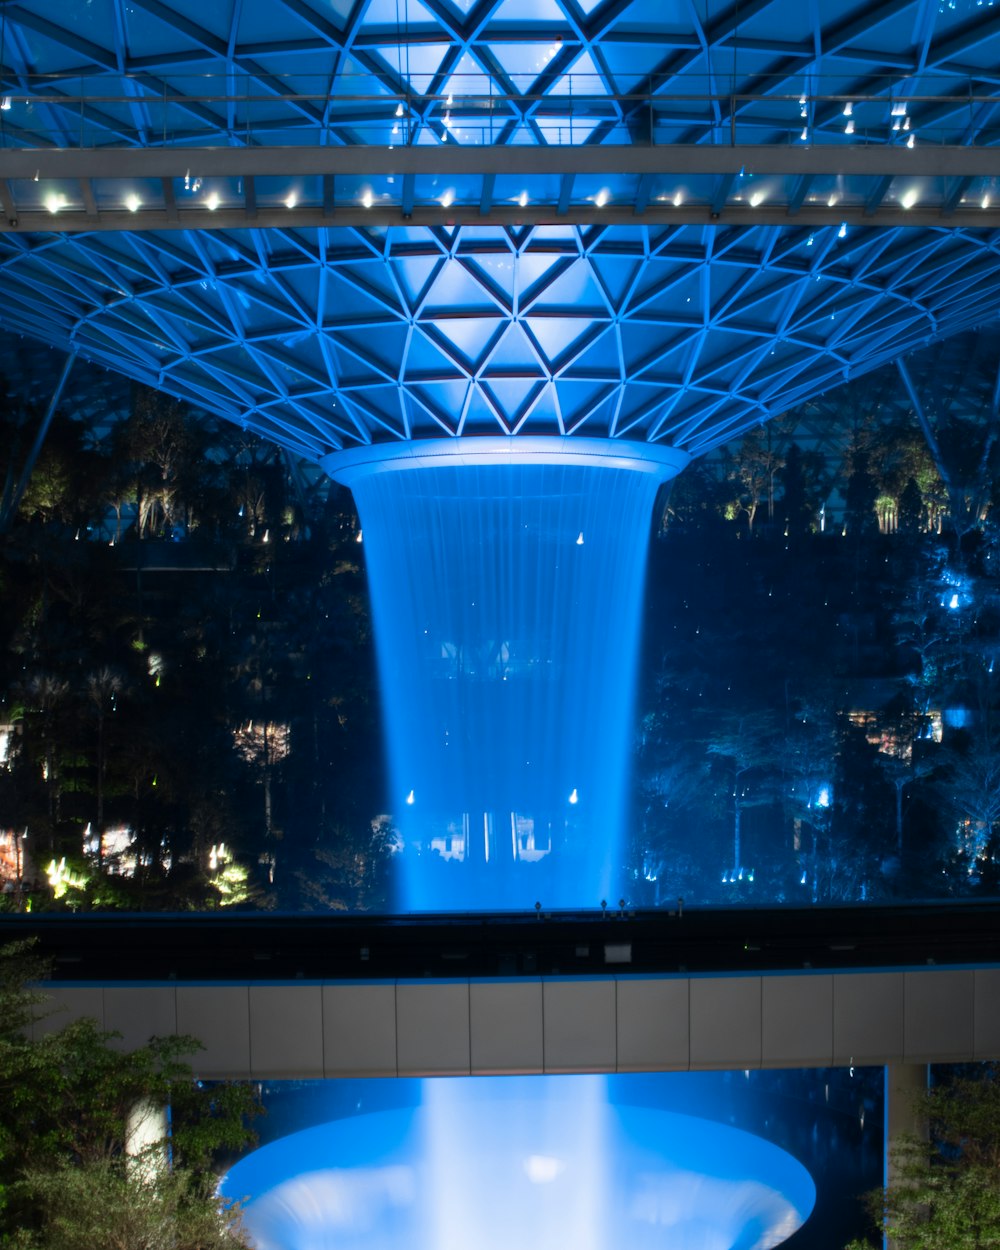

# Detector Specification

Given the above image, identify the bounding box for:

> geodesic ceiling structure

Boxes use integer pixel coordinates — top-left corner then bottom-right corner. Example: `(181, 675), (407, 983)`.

(1, 0), (1000, 463)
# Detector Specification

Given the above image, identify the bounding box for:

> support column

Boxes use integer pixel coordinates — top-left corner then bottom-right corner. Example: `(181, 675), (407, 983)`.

(884, 1063), (928, 1250)
(125, 1099), (169, 1180)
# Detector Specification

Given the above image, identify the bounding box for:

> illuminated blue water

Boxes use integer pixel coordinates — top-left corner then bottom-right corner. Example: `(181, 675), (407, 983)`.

(349, 460), (662, 912)
(224, 1076), (816, 1250)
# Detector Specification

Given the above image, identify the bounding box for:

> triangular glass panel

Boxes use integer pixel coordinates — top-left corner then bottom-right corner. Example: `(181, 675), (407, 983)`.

(485, 323), (545, 372)
(514, 382), (560, 432)
(486, 43), (566, 91)
(524, 316), (601, 367)
(334, 325), (410, 377)
(516, 251), (572, 300)
(438, 50), (494, 99)
(424, 258), (503, 314)
(425, 317), (504, 369)
(554, 378), (614, 425)
(359, 0), (441, 27)
(527, 261), (607, 313)
(535, 117), (603, 145)
(560, 326), (621, 379)
(482, 376), (546, 421)
(458, 254), (516, 307)
(590, 255), (641, 310)
(547, 50), (607, 97)
(354, 385), (407, 438)
(409, 379), (470, 429)
(461, 383), (506, 433)
(326, 266), (405, 321)
(389, 254), (444, 311)
(489, 0), (567, 21)
(369, 43), (451, 93)
(402, 329), (468, 380)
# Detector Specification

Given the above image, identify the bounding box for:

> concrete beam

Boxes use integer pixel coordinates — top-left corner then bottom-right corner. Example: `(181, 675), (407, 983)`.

(34, 964), (1000, 1080)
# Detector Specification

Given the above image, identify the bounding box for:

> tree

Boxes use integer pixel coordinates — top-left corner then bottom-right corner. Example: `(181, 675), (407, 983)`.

(706, 710), (781, 874)
(724, 427), (785, 533)
(777, 442), (825, 536)
(0, 942), (258, 1248)
(847, 1065), (1000, 1250)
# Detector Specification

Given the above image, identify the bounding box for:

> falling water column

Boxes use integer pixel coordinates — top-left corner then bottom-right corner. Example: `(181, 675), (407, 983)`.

(326, 438), (688, 913)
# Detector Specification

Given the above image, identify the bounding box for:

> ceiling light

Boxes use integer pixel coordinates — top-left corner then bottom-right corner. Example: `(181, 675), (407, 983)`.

(44, 193), (63, 214)
(749, 190), (765, 207)
(440, 188), (455, 208)
(673, 191), (683, 207)
(983, 194), (992, 209)
(284, 193), (297, 209)
(828, 194), (839, 207)
(845, 119), (855, 134)
(395, 102), (404, 117)
(838, 222), (847, 238)
(891, 102), (907, 116)
(595, 188), (609, 207)
(125, 193), (141, 213)
(800, 127), (808, 140)
(361, 189), (374, 208)
(0, 97), (10, 111)
(205, 192), (220, 211)
(446, 93), (453, 107)
(901, 187), (918, 209)
(906, 133), (915, 148)
(843, 101), (853, 116)
(519, 190), (528, 207)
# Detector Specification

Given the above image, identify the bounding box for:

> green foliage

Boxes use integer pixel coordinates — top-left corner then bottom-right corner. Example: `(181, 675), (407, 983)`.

(849, 1067), (1000, 1250)
(0, 942), (259, 1248)
(18, 1161), (247, 1250)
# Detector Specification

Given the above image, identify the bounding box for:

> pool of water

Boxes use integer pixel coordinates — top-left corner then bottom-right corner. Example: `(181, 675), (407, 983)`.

(223, 1075), (816, 1250)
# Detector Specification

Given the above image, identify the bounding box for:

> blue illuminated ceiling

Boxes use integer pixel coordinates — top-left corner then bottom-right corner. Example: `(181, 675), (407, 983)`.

(1, 0), (1000, 462)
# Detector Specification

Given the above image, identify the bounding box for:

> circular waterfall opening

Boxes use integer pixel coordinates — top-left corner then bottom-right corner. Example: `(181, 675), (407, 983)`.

(223, 1076), (815, 1250)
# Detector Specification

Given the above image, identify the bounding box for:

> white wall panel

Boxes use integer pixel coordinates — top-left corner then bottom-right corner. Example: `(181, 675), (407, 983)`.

(36, 965), (1000, 1079)
(323, 983), (397, 1076)
(974, 968), (1000, 1060)
(543, 979), (616, 1073)
(104, 986), (177, 1052)
(832, 972), (904, 1066)
(396, 981), (470, 1076)
(176, 986), (251, 1078)
(904, 969), (974, 1064)
(470, 980), (543, 1074)
(32, 986), (105, 1040)
(616, 978), (689, 1071)
(762, 975), (833, 1069)
(250, 985), (324, 1078)
(690, 977), (761, 1069)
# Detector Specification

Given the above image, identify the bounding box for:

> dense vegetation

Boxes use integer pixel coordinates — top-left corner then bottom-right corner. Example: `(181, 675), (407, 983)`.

(847, 1065), (1000, 1250)
(2, 378), (1000, 911)
(0, 941), (258, 1249)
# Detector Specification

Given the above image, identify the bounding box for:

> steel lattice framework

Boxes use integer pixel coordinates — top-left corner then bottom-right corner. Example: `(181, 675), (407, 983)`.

(1, 0), (1000, 462)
